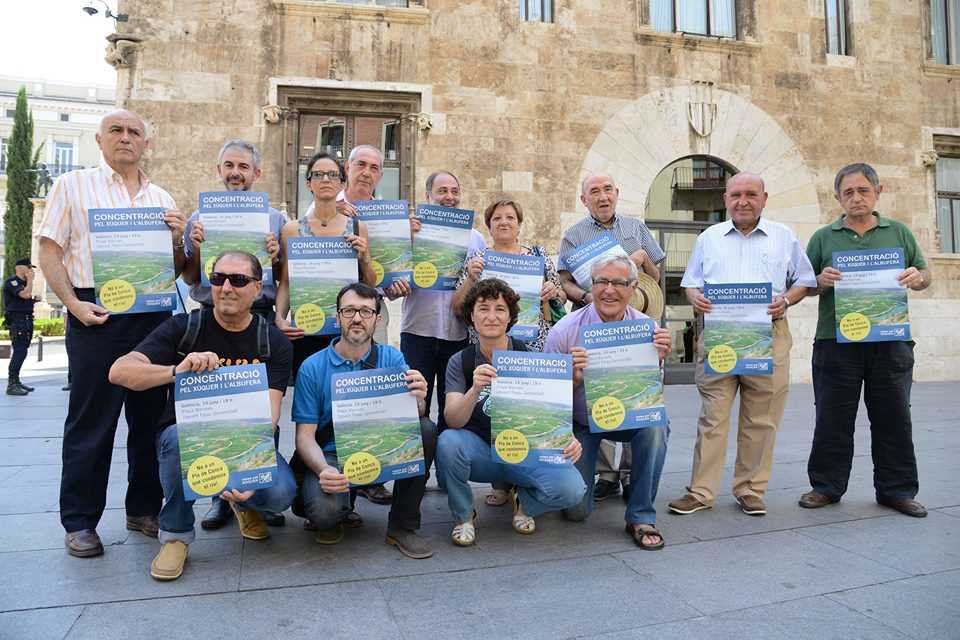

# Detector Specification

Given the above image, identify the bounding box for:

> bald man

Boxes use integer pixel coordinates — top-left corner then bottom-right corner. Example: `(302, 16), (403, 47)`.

(669, 173), (816, 517)
(38, 109), (187, 557)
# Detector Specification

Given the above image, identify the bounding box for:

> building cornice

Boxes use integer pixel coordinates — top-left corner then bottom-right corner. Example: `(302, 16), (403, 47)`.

(635, 28), (760, 56)
(272, 0), (430, 24)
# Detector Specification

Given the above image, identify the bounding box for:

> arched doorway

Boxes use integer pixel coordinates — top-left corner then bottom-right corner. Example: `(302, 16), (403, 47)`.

(645, 155), (737, 383)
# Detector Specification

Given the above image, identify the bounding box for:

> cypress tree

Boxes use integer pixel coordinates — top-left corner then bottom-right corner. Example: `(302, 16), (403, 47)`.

(3, 87), (37, 284)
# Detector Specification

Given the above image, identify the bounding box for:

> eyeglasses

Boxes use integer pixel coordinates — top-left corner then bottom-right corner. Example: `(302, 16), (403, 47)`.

(337, 307), (377, 319)
(210, 272), (257, 287)
(591, 277), (635, 289)
(308, 170), (342, 182)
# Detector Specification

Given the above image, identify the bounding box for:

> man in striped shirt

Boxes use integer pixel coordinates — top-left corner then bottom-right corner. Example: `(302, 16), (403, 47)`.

(557, 172), (666, 502)
(37, 109), (188, 558)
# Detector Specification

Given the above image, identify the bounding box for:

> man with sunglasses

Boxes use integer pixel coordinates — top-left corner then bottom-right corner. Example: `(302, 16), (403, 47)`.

(545, 254), (673, 550)
(290, 282), (435, 559)
(180, 139), (288, 530)
(109, 251), (295, 580)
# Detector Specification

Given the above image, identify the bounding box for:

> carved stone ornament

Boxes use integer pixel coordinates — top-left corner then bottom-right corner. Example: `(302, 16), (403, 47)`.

(104, 38), (142, 70)
(262, 105), (283, 124)
(413, 112), (433, 131)
(920, 150), (939, 167)
(687, 81), (717, 138)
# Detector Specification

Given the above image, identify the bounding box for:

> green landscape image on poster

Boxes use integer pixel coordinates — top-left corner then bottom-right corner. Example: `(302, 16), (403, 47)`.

(835, 287), (908, 328)
(291, 275), (353, 329)
(492, 396), (570, 451)
(93, 250), (175, 295)
(178, 419), (275, 477)
(704, 321), (773, 359)
(368, 227), (412, 275)
(203, 231), (269, 278)
(585, 365), (663, 411)
(413, 237), (465, 279)
(515, 295), (539, 328)
(335, 418), (424, 467)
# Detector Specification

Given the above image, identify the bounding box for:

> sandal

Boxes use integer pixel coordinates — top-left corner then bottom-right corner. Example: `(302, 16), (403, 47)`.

(451, 510), (478, 546)
(511, 488), (536, 535)
(626, 523), (664, 550)
(485, 489), (509, 507)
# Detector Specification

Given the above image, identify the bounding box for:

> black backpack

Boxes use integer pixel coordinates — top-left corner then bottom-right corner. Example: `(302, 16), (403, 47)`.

(176, 308), (271, 361)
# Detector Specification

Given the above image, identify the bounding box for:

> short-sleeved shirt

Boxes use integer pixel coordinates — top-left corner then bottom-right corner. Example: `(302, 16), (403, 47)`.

(558, 213), (666, 274)
(401, 228), (487, 341)
(3, 276), (35, 314)
(680, 218), (817, 297)
(807, 212), (927, 340)
(543, 303), (649, 426)
(134, 307), (293, 430)
(183, 206), (287, 307)
(36, 162), (177, 288)
(292, 339), (408, 453)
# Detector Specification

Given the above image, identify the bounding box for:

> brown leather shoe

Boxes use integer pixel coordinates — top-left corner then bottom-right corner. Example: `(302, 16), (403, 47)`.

(65, 529), (104, 558)
(126, 515), (160, 538)
(798, 490), (840, 509)
(736, 494), (767, 516)
(668, 494), (711, 515)
(878, 498), (928, 518)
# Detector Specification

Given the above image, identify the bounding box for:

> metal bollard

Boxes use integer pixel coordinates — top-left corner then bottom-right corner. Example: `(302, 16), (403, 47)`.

(37, 335), (43, 362)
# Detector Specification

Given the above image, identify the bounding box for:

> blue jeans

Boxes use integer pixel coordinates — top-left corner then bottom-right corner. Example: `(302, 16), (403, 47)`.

(436, 428), (586, 523)
(564, 422), (669, 526)
(157, 425), (297, 544)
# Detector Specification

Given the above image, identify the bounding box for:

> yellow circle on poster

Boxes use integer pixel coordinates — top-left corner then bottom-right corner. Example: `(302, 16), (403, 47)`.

(343, 452), (381, 485)
(591, 396), (626, 430)
(413, 262), (438, 288)
(707, 344), (737, 374)
(839, 312), (871, 341)
(495, 429), (530, 464)
(204, 255), (217, 279)
(294, 303), (325, 334)
(371, 260), (385, 286)
(187, 455), (230, 496)
(100, 279), (136, 313)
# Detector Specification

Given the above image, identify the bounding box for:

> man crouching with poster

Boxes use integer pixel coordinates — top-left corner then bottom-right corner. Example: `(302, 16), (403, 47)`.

(545, 255), (672, 550)
(289, 282), (435, 559)
(109, 251), (296, 580)
(439, 278), (585, 547)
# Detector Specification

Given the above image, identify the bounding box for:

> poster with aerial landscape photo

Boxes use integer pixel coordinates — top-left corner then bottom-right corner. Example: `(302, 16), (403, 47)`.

(703, 282), (773, 376)
(412, 204), (474, 290)
(833, 248), (910, 343)
(198, 191), (271, 286)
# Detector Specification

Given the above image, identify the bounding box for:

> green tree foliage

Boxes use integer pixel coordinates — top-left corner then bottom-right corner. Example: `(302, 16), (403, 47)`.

(4, 87), (37, 283)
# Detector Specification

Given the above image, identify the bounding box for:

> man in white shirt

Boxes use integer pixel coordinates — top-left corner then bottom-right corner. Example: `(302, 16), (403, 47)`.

(669, 173), (817, 517)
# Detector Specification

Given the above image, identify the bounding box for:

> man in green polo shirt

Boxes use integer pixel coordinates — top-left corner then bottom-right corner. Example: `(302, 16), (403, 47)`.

(799, 163), (932, 518)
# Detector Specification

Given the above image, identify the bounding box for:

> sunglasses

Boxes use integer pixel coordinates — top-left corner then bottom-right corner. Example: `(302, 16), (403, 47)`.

(210, 272), (257, 287)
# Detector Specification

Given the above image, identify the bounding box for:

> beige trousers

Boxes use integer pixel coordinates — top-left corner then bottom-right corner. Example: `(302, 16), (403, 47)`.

(688, 318), (792, 504)
(597, 441), (631, 483)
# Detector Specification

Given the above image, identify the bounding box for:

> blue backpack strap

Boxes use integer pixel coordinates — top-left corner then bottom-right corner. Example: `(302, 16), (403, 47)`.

(176, 308), (204, 358)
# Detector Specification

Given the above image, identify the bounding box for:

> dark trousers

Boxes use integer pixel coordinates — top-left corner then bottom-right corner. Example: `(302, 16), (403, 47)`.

(400, 332), (467, 432)
(5, 314), (33, 379)
(59, 288), (169, 532)
(807, 339), (919, 502)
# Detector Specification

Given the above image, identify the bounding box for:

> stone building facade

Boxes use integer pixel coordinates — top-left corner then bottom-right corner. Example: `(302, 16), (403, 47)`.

(109, 0), (960, 382)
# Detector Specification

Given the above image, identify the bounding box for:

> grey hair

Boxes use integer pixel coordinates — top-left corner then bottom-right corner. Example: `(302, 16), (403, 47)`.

(425, 170), (460, 194)
(833, 163), (880, 194)
(347, 144), (384, 165)
(590, 254), (638, 283)
(580, 172), (616, 195)
(726, 172), (766, 192)
(217, 139), (262, 170)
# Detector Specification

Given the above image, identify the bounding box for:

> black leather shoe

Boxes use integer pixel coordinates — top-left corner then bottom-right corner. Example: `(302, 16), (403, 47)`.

(6, 383), (28, 396)
(201, 498), (233, 530)
(10, 378), (34, 392)
(593, 479), (621, 502)
(621, 481), (631, 503)
(262, 510), (286, 527)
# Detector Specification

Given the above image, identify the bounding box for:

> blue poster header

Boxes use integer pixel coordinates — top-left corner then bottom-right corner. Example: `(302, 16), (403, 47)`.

(415, 204), (475, 229)
(198, 191), (269, 213)
(704, 282), (772, 304)
(356, 200), (408, 220)
(88, 207), (167, 232)
(288, 236), (356, 259)
(580, 318), (656, 348)
(175, 364), (269, 401)
(832, 248), (905, 273)
(331, 367), (409, 401)
(493, 351), (572, 380)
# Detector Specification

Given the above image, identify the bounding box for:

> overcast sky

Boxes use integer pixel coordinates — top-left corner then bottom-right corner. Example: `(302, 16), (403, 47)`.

(1, 0), (118, 86)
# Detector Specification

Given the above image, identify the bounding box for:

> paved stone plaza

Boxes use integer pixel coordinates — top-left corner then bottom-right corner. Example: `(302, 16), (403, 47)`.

(0, 344), (958, 639)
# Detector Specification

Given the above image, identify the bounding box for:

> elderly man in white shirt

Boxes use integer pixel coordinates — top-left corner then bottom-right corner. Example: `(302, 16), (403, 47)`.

(669, 172), (817, 518)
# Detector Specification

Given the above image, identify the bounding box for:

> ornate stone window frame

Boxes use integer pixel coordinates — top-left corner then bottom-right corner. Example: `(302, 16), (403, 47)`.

(635, 0), (760, 53)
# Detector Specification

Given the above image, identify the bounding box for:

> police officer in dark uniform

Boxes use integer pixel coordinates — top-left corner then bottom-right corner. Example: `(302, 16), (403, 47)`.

(4, 258), (39, 395)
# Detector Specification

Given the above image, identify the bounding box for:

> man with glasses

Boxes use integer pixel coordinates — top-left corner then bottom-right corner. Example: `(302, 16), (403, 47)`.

(290, 282), (436, 559)
(545, 255), (673, 549)
(557, 172), (667, 503)
(180, 140), (288, 530)
(669, 172), (816, 518)
(109, 251), (295, 580)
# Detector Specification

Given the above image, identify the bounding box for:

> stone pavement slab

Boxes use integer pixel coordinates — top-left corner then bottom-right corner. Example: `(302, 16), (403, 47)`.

(0, 380), (957, 640)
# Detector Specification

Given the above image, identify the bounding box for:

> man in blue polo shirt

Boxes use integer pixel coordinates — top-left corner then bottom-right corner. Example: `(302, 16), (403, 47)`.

(291, 282), (436, 558)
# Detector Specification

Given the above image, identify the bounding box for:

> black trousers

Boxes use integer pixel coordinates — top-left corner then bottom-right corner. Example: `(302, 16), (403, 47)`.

(400, 332), (468, 432)
(388, 417), (438, 531)
(5, 313), (33, 379)
(807, 339), (919, 502)
(59, 288), (169, 532)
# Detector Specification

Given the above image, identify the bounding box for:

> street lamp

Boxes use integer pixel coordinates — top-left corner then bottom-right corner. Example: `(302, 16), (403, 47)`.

(81, 0), (128, 22)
